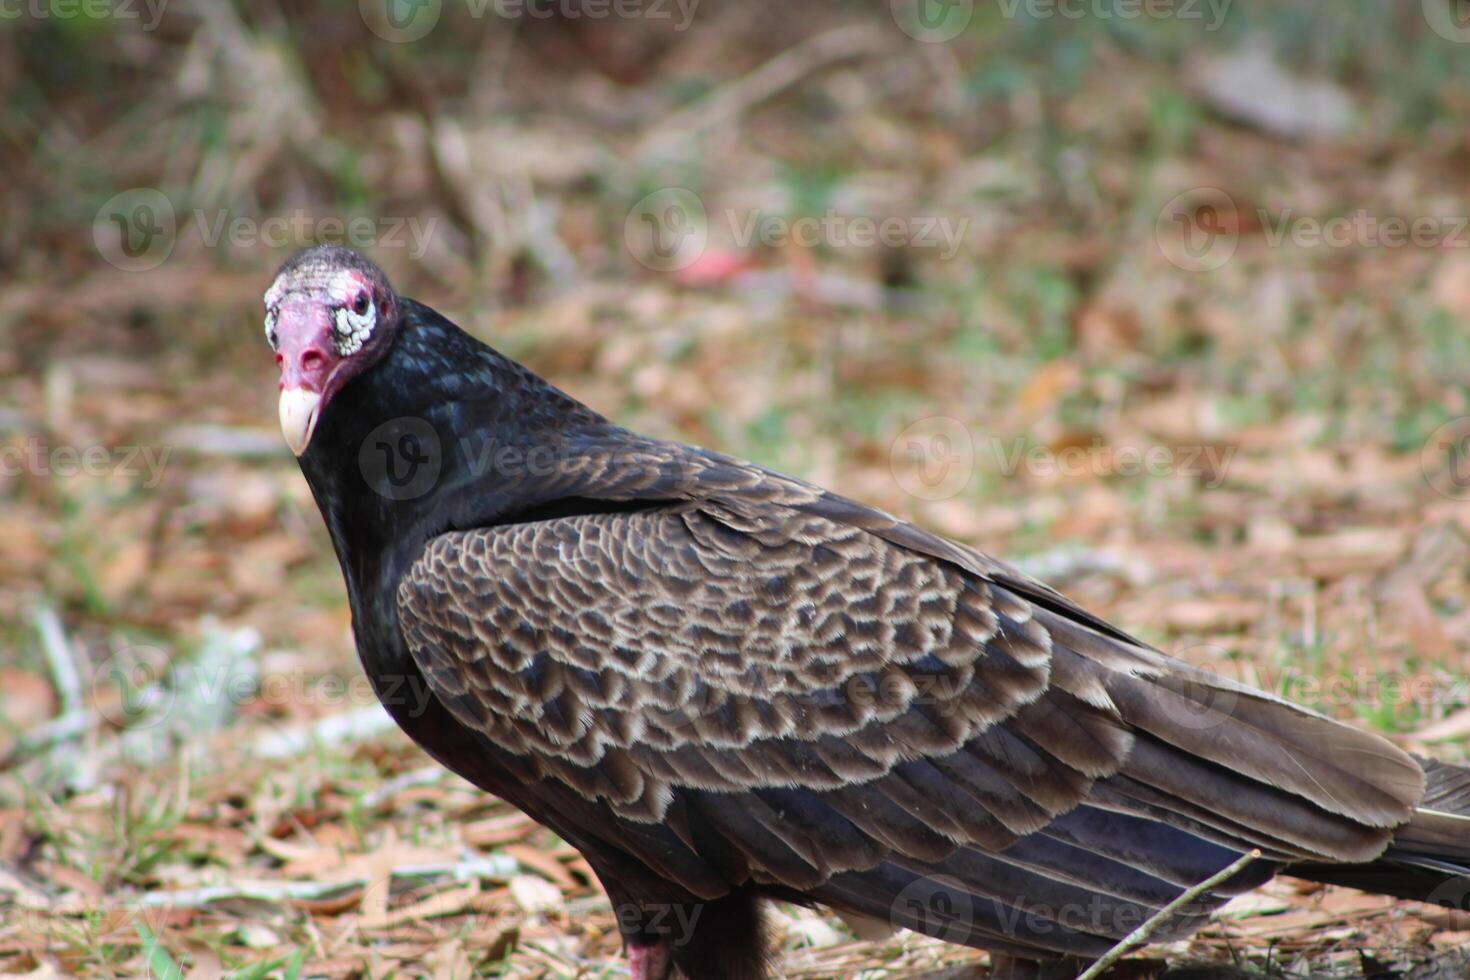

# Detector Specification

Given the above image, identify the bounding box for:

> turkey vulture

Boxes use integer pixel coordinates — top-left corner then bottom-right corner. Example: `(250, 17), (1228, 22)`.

(267, 245), (1470, 980)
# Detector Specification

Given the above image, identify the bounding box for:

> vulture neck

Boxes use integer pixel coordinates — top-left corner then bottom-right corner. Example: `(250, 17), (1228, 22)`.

(294, 297), (612, 693)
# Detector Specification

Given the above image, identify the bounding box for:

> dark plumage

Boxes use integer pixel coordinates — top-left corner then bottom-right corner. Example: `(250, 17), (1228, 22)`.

(267, 245), (1470, 980)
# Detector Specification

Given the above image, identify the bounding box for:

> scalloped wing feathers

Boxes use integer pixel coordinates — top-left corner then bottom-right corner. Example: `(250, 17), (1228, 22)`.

(397, 445), (1426, 919)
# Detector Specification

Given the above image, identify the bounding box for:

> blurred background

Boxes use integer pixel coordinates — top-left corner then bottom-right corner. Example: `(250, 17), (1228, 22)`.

(3, 1), (1470, 976)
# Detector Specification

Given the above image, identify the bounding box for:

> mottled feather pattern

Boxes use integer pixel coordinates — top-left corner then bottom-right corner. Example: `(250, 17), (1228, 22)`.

(392, 428), (1429, 934)
(277, 259), (1470, 975)
(400, 503), (1065, 822)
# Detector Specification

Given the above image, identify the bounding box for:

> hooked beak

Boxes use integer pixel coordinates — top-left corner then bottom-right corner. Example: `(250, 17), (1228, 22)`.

(279, 388), (323, 457)
(274, 300), (337, 457)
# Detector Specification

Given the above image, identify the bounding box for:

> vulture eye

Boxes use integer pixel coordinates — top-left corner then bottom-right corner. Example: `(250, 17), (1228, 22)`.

(332, 292), (378, 355)
(264, 307), (279, 350)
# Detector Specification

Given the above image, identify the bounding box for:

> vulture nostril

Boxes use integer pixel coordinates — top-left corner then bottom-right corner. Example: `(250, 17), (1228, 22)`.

(300, 348), (327, 371)
(274, 352), (284, 368)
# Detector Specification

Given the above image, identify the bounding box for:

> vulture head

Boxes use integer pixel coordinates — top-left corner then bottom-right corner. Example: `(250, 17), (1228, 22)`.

(265, 245), (400, 455)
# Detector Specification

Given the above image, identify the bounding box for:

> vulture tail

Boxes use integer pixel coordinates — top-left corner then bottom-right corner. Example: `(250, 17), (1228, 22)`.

(1289, 757), (1470, 907)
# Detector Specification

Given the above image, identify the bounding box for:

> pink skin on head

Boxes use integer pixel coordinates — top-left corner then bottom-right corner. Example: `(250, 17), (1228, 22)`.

(268, 269), (372, 391)
(268, 268), (377, 455)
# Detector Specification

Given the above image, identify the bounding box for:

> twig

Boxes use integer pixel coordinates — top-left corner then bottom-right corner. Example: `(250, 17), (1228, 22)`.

(16, 605), (92, 759)
(250, 704), (400, 759)
(1075, 849), (1261, 980)
(33, 605), (83, 716)
(635, 24), (890, 161)
(132, 855), (520, 909)
(161, 424), (289, 458)
(1010, 546), (1153, 587)
(359, 765), (451, 809)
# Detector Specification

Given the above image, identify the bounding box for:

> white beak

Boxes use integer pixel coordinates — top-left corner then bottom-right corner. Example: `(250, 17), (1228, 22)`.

(279, 387), (323, 457)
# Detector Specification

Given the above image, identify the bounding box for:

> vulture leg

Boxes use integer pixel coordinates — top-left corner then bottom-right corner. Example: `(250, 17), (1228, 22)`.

(669, 891), (770, 980)
(612, 892), (767, 980)
(627, 940), (674, 980)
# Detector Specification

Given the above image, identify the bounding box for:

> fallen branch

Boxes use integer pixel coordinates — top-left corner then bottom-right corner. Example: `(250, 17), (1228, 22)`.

(636, 24), (890, 161)
(359, 765), (452, 809)
(33, 604), (83, 716)
(1076, 849), (1261, 980)
(133, 854), (519, 909)
(250, 704), (399, 758)
(15, 606), (91, 761)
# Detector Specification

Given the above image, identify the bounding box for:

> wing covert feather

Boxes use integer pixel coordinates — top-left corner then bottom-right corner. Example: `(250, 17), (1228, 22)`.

(397, 480), (1422, 905)
(399, 504), (1066, 823)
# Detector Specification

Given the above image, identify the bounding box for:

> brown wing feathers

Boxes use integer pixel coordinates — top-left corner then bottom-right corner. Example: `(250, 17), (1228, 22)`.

(396, 450), (1428, 957)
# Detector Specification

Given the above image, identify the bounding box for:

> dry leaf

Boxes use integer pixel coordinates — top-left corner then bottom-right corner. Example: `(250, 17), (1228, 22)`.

(508, 875), (562, 915)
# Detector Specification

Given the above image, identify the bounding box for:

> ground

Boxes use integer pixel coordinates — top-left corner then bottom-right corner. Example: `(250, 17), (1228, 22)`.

(2, 2), (1470, 977)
